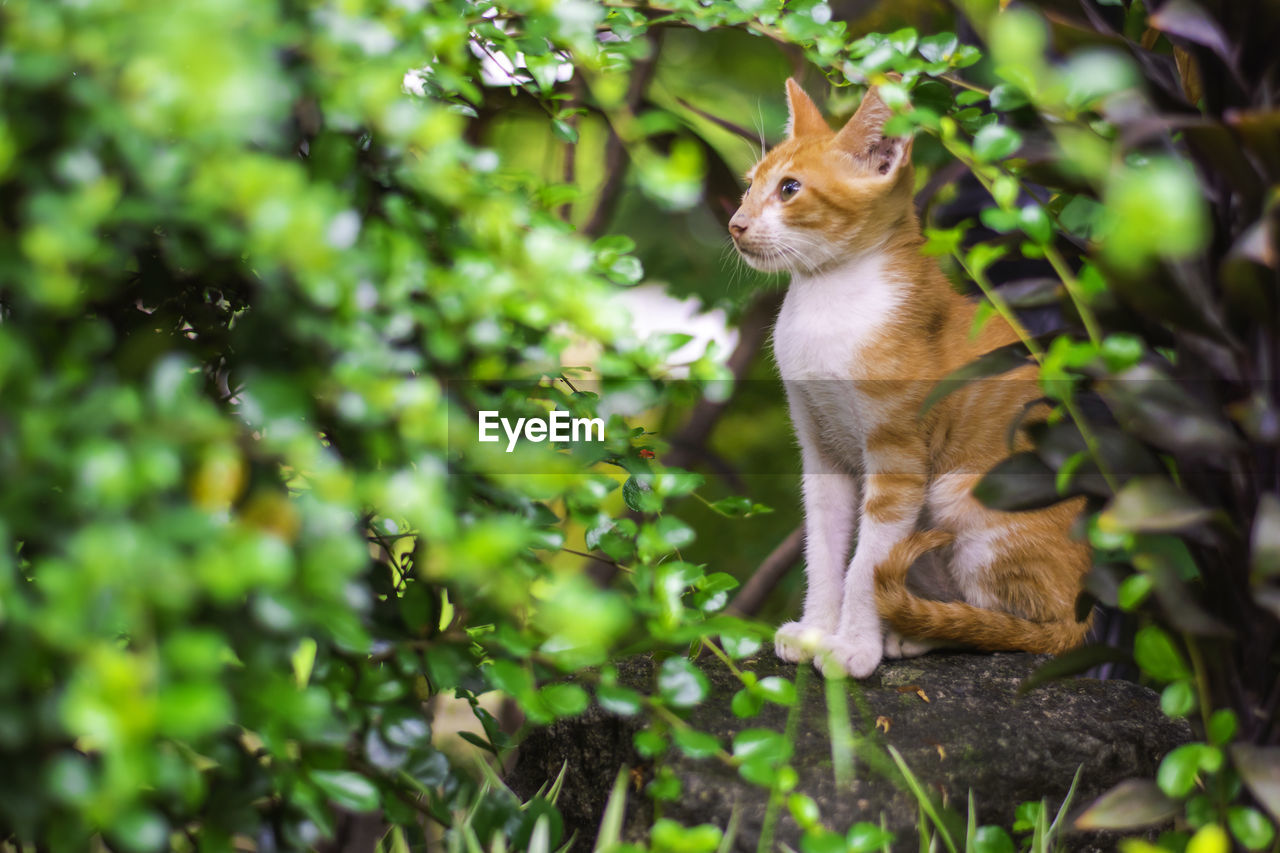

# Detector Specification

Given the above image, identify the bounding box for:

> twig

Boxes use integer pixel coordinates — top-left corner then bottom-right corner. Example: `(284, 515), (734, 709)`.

(728, 526), (804, 617)
(583, 30), (664, 237)
(674, 95), (762, 143)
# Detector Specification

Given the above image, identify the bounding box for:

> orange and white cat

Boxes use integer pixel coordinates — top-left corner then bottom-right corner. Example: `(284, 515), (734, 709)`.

(729, 79), (1091, 678)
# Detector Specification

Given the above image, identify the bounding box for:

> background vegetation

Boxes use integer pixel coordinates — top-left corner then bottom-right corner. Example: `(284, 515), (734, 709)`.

(0, 0), (1277, 851)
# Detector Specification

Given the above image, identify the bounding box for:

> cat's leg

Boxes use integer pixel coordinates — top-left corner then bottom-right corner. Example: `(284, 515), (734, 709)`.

(816, 423), (927, 678)
(775, 402), (857, 664)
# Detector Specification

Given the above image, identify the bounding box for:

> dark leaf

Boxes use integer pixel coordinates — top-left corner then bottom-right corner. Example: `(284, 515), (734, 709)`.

(1148, 0), (1236, 68)
(1018, 644), (1131, 693)
(1099, 476), (1213, 534)
(920, 344), (1031, 416)
(972, 452), (1068, 512)
(1251, 494), (1280, 580)
(1073, 779), (1178, 830)
(1098, 365), (1243, 459)
(310, 770), (381, 812)
(1232, 745), (1280, 824)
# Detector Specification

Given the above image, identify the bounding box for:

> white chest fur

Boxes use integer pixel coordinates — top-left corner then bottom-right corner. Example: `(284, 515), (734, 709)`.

(772, 252), (903, 464)
(772, 252), (902, 382)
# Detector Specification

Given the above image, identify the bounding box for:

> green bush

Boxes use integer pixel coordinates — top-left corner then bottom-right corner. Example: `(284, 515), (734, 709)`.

(1, 0), (1277, 851)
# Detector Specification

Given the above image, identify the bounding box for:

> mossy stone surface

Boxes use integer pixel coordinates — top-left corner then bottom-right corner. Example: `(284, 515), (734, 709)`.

(507, 652), (1189, 852)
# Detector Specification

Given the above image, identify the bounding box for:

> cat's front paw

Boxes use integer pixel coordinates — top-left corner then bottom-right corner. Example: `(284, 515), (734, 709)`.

(883, 628), (935, 660)
(814, 634), (883, 679)
(774, 621), (824, 663)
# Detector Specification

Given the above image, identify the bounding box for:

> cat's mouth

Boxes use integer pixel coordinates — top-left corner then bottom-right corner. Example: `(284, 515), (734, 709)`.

(735, 242), (790, 273)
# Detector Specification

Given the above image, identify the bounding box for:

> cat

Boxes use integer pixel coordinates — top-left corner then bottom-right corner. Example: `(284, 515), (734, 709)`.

(728, 78), (1092, 678)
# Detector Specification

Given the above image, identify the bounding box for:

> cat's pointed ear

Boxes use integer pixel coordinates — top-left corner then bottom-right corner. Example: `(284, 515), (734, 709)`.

(785, 78), (829, 138)
(834, 85), (911, 177)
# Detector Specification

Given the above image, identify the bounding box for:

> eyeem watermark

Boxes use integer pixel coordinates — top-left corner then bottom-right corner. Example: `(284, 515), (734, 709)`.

(478, 409), (606, 453)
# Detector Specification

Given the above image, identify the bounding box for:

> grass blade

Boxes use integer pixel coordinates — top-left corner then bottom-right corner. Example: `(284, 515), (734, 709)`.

(717, 805), (741, 853)
(1048, 765), (1083, 842)
(888, 745), (957, 853)
(528, 815), (551, 853)
(546, 760), (569, 806)
(594, 767), (630, 852)
(825, 673), (856, 788)
(965, 790), (976, 852)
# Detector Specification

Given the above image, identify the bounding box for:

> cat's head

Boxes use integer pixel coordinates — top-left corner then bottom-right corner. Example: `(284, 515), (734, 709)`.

(729, 78), (914, 273)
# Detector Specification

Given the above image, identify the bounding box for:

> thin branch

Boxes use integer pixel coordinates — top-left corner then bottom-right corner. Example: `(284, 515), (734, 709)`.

(728, 525), (804, 617)
(583, 30), (664, 237)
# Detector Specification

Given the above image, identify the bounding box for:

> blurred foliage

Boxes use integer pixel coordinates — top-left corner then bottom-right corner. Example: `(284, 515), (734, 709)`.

(1, 0), (1278, 851)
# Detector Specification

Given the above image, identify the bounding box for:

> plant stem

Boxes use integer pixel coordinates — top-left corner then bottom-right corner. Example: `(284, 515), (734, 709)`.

(1186, 635), (1214, 735)
(758, 663), (808, 853)
(1043, 245), (1103, 347)
(700, 636), (745, 681)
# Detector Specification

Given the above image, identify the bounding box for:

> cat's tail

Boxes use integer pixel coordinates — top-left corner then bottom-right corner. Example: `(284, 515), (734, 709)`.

(873, 530), (1090, 655)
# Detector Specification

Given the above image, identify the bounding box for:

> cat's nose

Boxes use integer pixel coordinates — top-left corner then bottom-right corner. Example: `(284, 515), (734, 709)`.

(729, 212), (748, 239)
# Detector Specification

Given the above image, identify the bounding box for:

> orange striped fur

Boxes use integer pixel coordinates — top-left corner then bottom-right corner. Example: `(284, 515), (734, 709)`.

(730, 79), (1091, 678)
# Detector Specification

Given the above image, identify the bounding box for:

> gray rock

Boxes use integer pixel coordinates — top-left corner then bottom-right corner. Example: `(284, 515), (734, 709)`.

(507, 651), (1190, 852)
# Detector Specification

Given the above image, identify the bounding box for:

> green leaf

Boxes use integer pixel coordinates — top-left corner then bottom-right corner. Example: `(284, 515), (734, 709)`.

(1185, 825), (1230, 853)
(1228, 806), (1276, 851)
(753, 676), (797, 707)
(973, 125), (1022, 162)
(737, 756), (781, 787)
(788, 793), (821, 829)
(1133, 626), (1192, 682)
(705, 496), (772, 518)
(551, 120), (578, 144)
(311, 770), (381, 812)
(732, 728), (791, 764)
(1207, 709), (1237, 746)
(1073, 779), (1178, 830)
(633, 728), (667, 758)
(657, 656), (709, 708)
(111, 810), (169, 853)
(731, 688), (764, 718)
(539, 683), (589, 717)
(1157, 744), (1204, 799)
(800, 829), (846, 853)
(607, 255), (643, 286)
(1013, 801), (1042, 833)
(622, 476), (660, 513)
(989, 84), (1028, 111)
(648, 767), (682, 801)
(1117, 573), (1154, 611)
(1018, 205), (1053, 245)
(917, 32), (958, 63)
(597, 683), (643, 716)
(720, 631), (762, 659)
(972, 826), (1015, 853)
(1160, 681), (1196, 718)
(847, 822), (895, 852)
(888, 27), (918, 55)
(672, 728), (720, 759)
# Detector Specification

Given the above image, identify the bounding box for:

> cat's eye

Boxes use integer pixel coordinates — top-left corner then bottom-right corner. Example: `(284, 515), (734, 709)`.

(779, 178), (801, 200)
